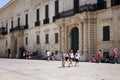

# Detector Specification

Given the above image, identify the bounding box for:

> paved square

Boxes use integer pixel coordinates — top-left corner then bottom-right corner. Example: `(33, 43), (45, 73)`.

(0, 58), (120, 80)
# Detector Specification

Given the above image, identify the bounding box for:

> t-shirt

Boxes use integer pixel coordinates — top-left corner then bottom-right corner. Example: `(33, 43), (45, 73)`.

(47, 51), (50, 56)
(70, 53), (74, 58)
(97, 51), (101, 58)
(113, 50), (118, 58)
(75, 53), (80, 59)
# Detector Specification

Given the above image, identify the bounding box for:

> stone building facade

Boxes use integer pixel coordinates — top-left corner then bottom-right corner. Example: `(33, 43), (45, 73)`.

(0, 0), (120, 61)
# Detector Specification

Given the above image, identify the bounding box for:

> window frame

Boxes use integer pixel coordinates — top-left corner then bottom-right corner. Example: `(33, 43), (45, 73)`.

(103, 26), (110, 41)
(45, 34), (49, 44)
(55, 33), (58, 43)
(36, 35), (40, 44)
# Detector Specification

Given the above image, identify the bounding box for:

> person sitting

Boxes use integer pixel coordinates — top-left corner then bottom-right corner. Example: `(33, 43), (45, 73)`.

(90, 56), (96, 63)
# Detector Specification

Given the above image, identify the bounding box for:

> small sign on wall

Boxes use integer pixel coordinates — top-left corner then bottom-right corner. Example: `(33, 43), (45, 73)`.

(50, 43), (54, 51)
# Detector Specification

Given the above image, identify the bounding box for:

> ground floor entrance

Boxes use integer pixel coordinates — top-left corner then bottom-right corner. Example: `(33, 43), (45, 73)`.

(71, 27), (79, 53)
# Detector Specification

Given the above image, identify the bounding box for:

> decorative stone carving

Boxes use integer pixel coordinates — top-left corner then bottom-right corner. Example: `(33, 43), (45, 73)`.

(24, 9), (29, 13)
(36, 31), (40, 34)
(53, 27), (59, 31)
(16, 13), (21, 17)
(44, 29), (50, 34)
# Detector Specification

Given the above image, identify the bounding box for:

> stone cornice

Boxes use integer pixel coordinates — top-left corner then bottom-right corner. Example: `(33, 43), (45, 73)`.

(99, 18), (112, 23)
(0, 0), (16, 12)
(24, 9), (29, 13)
(36, 31), (41, 34)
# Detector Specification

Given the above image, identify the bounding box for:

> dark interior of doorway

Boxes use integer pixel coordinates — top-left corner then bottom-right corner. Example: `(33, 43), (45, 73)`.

(71, 27), (79, 53)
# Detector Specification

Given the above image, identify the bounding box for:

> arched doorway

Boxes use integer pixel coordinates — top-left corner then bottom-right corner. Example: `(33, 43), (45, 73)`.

(71, 27), (79, 53)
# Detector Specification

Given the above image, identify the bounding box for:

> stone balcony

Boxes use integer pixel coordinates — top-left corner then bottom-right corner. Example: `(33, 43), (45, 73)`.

(9, 25), (28, 32)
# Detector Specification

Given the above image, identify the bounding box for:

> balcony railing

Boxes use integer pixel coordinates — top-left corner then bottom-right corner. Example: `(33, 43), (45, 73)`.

(53, 4), (95, 21)
(9, 25), (28, 32)
(53, 2), (107, 21)
(43, 18), (49, 24)
(35, 21), (40, 26)
(0, 27), (7, 35)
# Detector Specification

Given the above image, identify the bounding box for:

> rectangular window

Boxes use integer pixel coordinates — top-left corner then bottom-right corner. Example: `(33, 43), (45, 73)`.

(103, 26), (110, 41)
(25, 14), (28, 25)
(45, 34), (49, 43)
(36, 35), (40, 44)
(74, 0), (79, 13)
(45, 5), (49, 19)
(36, 9), (39, 21)
(11, 20), (13, 28)
(18, 17), (20, 27)
(25, 37), (28, 45)
(97, 0), (106, 10)
(55, 33), (58, 43)
(55, 0), (59, 16)
(6, 23), (8, 32)
(111, 0), (120, 6)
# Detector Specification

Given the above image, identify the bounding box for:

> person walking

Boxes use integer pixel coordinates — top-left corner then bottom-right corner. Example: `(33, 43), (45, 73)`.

(64, 51), (69, 66)
(113, 48), (118, 63)
(75, 50), (80, 66)
(61, 51), (65, 67)
(96, 50), (102, 63)
(69, 50), (74, 67)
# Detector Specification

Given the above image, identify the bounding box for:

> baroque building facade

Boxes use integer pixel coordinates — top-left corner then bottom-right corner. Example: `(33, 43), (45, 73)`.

(0, 0), (120, 61)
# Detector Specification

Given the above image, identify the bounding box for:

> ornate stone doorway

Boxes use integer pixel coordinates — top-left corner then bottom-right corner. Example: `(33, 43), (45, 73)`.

(71, 27), (79, 53)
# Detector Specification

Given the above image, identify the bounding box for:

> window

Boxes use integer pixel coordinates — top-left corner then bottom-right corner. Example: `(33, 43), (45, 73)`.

(25, 37), (28, 45)
(45, 5), (49, 19)
(35, 9), (40, 26)
(103, 26), (110, 41)
(97, 0), (106, 10)
(11, 20), (13, 28)
(6, 23), (8, 32)
(36, 9), (39, 21)
(18, 17), (20, 27)
(25, 14), (28, 25)
(43, 5), (49, 24)
(111, 0), (120, 6)
(55, 33), (58, 43)
(55, 0), (59, 16)
(74, 0), (79, 13)
(36, 35), (40, 44)
(45, 34), (49, 43)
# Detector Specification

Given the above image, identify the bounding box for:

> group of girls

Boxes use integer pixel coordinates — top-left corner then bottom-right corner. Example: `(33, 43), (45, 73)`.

(61, 50), (80, 67)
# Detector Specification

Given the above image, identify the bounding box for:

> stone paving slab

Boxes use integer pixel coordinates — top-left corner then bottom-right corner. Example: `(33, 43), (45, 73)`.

(0, 58), (120, 80)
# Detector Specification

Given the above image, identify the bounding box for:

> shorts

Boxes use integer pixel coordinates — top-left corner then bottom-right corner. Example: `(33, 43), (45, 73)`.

(65, 57), (69, 61)
(75, 59), (79, 62)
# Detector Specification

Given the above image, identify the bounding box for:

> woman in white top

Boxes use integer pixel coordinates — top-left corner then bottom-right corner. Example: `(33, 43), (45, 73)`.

(64, 51), (69, 66)
(68, 50), (74, 67)
(75, 50), (80, 66)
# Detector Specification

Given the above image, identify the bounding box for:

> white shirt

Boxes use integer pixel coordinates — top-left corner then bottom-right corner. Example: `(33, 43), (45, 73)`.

(75, 53), (80, 59)
(70, 53), (74, 58)
(47, 51), (50, 56)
